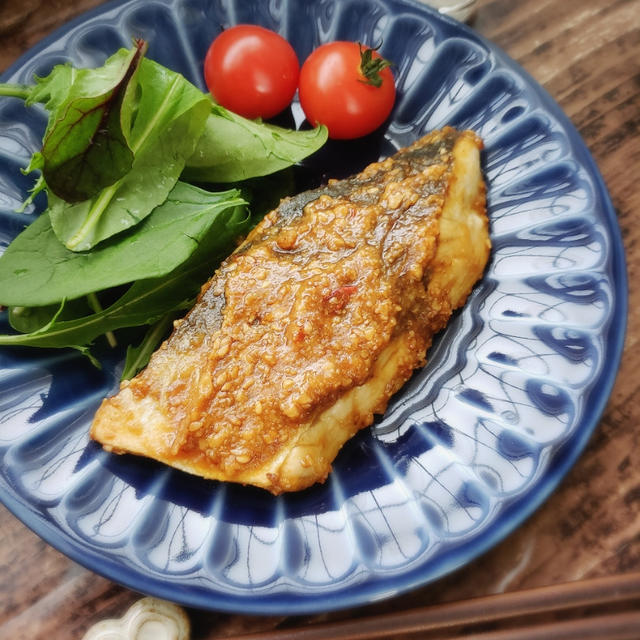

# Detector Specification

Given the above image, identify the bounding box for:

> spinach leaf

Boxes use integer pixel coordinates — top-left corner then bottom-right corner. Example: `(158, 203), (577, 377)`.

(0, 195), (250, 351)
(0, 181), (246, 307)
(38, 41), (146, 203)
(8, 298), (92, 333)
(49, 56), (211, 251)
(183, 104), (328, 183)
(0, 244), (224, 350)
(0, 281), (185, 350)
(0, 45), (331, 367)
(120, 313), (174, 380)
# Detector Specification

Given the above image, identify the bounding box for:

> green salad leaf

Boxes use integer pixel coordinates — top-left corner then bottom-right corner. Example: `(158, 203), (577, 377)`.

(0, 237), (237, 351)
(48, 55), (212, 251)
(24, 65), (76, 111)
(8, 298), (91, 334)
(183, 104), (328, 183)
(0, 187), (250, 351)
(0, 181), (246, 307)
(36, 41), (146, 203)
(120, 313), (175, 379)
(0, 39), (329, 372)
(0, 273), (190, 350)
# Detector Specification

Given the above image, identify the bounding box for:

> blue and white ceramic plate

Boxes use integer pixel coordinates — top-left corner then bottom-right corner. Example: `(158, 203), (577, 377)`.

(0, 0), (626, 614)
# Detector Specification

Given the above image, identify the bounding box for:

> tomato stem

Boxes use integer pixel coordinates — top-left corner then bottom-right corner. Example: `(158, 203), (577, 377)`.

(358, 43), (393, 88)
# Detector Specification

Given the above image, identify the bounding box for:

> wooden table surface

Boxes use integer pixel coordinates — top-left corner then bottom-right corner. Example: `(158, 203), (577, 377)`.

(0, 0), (638, 638)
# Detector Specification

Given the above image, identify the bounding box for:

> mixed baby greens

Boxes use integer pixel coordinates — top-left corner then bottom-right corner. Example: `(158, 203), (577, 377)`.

(0, 40), (327, 376)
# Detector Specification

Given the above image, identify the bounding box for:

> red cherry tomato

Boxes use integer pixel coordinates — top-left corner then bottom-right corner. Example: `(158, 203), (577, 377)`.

(204, 24), (299, 120)
(299, 42), (396, 139)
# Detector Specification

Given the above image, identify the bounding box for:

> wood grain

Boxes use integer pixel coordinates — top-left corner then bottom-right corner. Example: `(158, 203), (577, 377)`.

(0, 0), (638, 638)
(218, 573), (640, 639)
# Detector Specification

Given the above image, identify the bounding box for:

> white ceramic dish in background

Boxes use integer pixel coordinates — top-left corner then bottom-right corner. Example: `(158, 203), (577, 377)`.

(420, 0), (477, 22)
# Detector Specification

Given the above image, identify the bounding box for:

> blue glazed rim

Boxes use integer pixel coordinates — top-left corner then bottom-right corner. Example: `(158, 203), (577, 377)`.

(0, 0), (628, 615)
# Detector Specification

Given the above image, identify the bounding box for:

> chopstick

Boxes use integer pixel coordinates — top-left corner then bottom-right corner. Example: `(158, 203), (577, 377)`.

(223, 572), (640, 640)
(459, 611), (640, 640)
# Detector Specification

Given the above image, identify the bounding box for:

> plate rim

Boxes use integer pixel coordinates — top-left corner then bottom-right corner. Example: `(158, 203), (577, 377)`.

(0, 0), (628, 615)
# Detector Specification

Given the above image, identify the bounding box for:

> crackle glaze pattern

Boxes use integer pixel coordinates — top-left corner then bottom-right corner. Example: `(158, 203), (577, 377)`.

(0, 0), (626, 615)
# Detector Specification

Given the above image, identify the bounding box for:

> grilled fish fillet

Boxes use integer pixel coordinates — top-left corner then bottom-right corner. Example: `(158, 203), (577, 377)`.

(91, 127), (490, 494)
